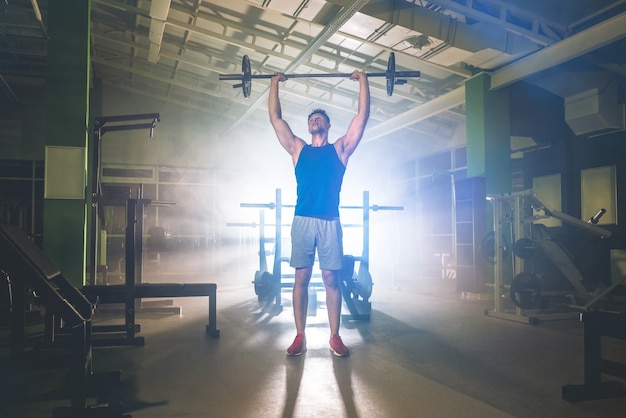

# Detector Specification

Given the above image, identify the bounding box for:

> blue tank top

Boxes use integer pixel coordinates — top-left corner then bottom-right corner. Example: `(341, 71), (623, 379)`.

(294, 144), (346, 218)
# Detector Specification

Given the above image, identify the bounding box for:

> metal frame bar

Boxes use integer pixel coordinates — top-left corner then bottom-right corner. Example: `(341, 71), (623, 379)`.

(89, 113), (160, 286)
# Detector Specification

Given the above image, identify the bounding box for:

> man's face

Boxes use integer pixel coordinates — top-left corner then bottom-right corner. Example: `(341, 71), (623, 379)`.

(308, 113), (330, 134)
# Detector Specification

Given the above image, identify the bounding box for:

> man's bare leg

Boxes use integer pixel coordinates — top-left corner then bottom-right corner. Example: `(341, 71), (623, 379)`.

(321, 269), (341, 336)
(293, 267), (312, 334)
(322, 269), (350, 356)
(287, 267), (312, 356)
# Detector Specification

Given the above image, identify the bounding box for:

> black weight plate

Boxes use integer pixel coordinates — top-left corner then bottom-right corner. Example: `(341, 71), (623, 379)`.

(355, 266), (373, 300)
(479, 231), (510, 264)
(513, 238), (534, 260)
(254, 270), (273, 300)
(341, 255), (356, 287)
(510, 272), (541, 309)
(386, 52), (395, 96)
(253, 270), (264, 297)
(242, 55), (252, 98)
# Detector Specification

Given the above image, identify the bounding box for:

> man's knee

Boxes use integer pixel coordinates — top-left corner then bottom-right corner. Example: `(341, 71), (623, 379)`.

(321, 269), (339, 289)
(294, 267), (313, 288)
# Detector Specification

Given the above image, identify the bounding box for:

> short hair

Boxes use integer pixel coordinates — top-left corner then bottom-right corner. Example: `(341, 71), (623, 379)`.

(307, 108), (330, 124)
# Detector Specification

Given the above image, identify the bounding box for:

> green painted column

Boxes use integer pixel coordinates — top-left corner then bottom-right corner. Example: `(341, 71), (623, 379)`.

(464, 73), (512, 292)
(43, 1), (91, 286)
(465, 73), (511, 195)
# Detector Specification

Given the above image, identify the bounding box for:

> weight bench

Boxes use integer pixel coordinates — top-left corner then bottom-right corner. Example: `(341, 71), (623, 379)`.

(82, 282), (220, 346)
(0, 223), (123, 417)
(82, 198), (220, 346)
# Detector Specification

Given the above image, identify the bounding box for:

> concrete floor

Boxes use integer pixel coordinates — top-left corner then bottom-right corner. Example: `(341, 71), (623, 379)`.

(2, 271), (626, 418)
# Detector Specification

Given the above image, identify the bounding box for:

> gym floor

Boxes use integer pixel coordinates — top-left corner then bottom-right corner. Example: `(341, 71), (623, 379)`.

(1, 269), (626, 418)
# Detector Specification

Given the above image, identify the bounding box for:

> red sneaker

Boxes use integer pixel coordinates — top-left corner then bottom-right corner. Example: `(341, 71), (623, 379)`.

(287, 334), (306, 356)
(329, 335), (350, 357)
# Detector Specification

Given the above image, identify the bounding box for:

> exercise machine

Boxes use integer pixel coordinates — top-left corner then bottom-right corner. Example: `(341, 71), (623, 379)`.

(0, 223), (124, 417)
(485, 190), (624, 324)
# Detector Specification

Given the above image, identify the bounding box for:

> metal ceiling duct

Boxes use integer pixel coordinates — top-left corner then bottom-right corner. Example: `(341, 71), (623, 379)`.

(564, 81), (625, 137)
(148, 0), (171, 63)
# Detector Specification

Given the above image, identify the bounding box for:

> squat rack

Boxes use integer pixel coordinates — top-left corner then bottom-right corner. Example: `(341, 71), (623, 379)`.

(228, 188), (403, 322)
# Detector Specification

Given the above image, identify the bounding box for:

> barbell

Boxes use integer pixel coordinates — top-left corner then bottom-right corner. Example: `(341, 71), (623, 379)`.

(218, 52), (420, 98)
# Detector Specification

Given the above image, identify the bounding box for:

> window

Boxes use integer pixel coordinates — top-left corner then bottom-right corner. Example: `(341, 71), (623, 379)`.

(581, 165), (617, 225)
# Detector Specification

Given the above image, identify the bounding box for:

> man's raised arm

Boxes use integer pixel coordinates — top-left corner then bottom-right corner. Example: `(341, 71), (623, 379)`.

(269, 73), (303, 159)
(337, 71), (370, 163)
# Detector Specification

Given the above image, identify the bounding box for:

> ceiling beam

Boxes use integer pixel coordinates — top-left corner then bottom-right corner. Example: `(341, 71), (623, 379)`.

(490, 11), (626, 89)
(362, 85), (466, 143)
(91, 56), (224, 98)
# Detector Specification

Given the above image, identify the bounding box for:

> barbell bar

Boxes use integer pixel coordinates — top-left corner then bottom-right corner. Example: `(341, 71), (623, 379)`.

(218, 52), (420, 98)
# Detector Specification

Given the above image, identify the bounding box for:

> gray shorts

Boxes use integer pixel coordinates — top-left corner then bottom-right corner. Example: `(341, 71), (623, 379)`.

(290, 215), (343, 270)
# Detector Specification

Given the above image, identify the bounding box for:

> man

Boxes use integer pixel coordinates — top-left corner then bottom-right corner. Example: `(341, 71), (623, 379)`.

(268, 70), (370, 357)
